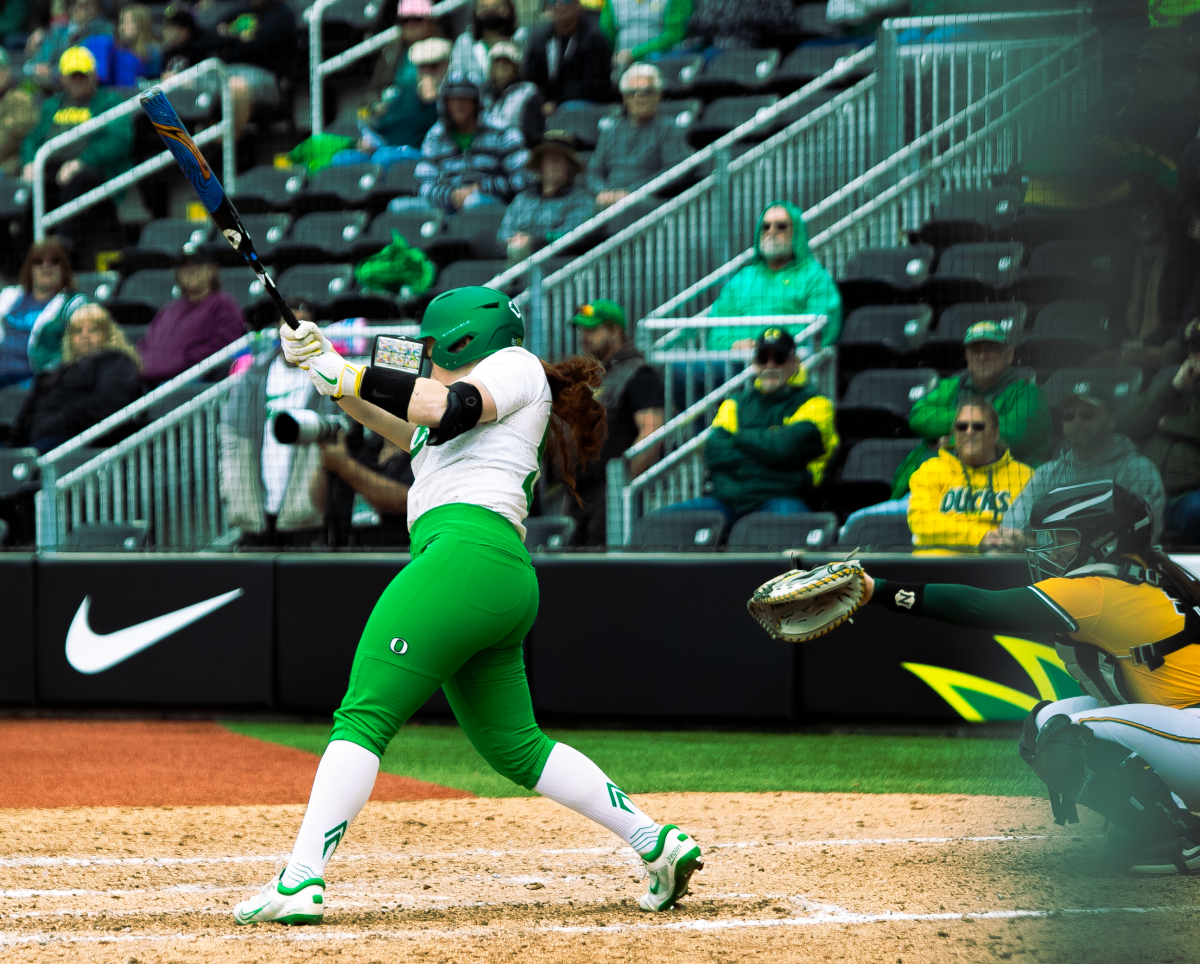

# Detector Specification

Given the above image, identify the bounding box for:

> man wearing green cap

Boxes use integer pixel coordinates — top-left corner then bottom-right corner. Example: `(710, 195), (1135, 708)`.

(0, 48), (36, 177)
(840, 320), (1051, 540)
(569, 298), (664, 544)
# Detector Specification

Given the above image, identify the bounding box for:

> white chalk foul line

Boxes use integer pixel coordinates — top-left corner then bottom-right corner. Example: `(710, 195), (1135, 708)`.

(2, 904), (1199, 946)
(0, 834), (1067, 870)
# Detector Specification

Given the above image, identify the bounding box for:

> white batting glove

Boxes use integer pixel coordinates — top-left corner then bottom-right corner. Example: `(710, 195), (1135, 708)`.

(280, 321), (332, 368)
(306, 348), (365, 399)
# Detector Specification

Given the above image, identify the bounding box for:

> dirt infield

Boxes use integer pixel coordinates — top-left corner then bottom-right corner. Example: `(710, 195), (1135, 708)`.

(0, 721), (470, 807)
(3, 792), (1200, 963)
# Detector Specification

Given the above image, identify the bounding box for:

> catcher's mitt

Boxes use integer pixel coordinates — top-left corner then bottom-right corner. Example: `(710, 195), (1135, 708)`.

(746, 560), (866, 642)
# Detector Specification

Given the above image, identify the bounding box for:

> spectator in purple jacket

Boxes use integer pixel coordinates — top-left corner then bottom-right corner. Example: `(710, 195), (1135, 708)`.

(137, 251), (245, 386)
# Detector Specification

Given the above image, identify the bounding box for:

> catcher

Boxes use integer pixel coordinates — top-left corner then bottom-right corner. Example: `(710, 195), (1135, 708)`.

(749, 480), (1200, 874)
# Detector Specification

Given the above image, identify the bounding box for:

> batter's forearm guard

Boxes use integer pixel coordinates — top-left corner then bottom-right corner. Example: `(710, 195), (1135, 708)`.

(869, 579), (925, 616)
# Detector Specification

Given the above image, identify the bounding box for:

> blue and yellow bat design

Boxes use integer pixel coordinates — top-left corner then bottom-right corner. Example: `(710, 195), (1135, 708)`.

(139, 87), (298, 329)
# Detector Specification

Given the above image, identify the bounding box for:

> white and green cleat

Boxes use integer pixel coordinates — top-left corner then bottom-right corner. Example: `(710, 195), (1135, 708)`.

(233, 869), (325, 925)
(638, 824), (703, 911)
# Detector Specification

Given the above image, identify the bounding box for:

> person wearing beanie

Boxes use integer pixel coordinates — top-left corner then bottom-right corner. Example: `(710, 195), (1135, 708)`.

(415, 71), (531, 212)
(481, 40), (543, 147)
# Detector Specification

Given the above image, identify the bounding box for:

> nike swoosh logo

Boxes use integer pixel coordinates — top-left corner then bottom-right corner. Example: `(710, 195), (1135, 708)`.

(65, 589), (244, 674)
(317, 369), (338, 386)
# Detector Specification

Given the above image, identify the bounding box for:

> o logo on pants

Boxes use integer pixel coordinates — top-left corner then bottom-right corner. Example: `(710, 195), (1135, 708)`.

(390, 637), (408, 655)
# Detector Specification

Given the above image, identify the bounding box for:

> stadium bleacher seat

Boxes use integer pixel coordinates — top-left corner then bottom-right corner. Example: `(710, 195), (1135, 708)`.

(1042, 367), (1143, 418)
(424, 207), (508, 265)
(546, 103), (619, 149)
(229, 165), (308, 213)
(660, 99), (703, 134)
(912, 187), (1024, 253)
(838, 245), (934, 312)
(377, 159), (420, 200)
(772, 40), (869, 90)
(0, 386), (29, 441)
(726, 511), (838, 550)
(121, 323), (148, 345)
(75, 271), (120, 303)
(631, 510), (728, 550)
(0, 174), (29, 219)
(821, 437), (921, 518)
(204, 213), (292, 265)
(429, 260), (511, 295)
(64, 521), (151, 550)
(688, 95), (779, 148)
(837, 367), (939, 440)
(1013, 238), (1130, 304)
(0, 448), (40, 499)
(923, 301), (1026, 370)
(839, 305), (932, 374)
(222, 266), (269, 311)
(170, 79), (222, 124)
(297, 163), (383, 214)
(921, 242), (1024, 307)
(691, 49), (780, 98)
(323, 0), (379, 31)
(273, 211), (370, 269)
(1014, 300), (1115, 373)
(118, 218), (211, 273)
(798, 2), (839, 37)
(276, 264), (357, 311)
(1008, 208), (1088, 253)
(355, 208), (444, 259)
(524, 515), (576, 551)
(837, 511), (913, 550)
(105, 269), (176, 326)
(654, 54), (704, 95)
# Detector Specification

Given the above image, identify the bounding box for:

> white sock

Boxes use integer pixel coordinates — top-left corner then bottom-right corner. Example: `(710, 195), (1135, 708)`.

(533, 742), (662, 856)
(280, 740), (379, 888)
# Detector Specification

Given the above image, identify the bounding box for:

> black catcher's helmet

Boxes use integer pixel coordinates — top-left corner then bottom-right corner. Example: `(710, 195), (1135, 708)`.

(1026, 480), (1154, 582)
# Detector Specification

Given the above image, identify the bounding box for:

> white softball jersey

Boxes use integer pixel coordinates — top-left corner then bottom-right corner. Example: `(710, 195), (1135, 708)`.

(406, 346), (552, 540)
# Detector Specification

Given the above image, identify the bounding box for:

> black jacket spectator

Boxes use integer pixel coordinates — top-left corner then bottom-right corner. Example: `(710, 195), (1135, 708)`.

(14, 349), (140, 450)
(215, 0), (297, 79)
(524, 15), (612, 108)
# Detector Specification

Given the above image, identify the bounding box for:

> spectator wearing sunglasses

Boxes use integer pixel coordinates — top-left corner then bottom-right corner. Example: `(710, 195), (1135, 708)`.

(707, 201), (842, 349)
(992, 386), (1165, 545)
(1118, 317), (1200, 545)
(906, 399), (1033, 549)
(664, 327), (837, 526)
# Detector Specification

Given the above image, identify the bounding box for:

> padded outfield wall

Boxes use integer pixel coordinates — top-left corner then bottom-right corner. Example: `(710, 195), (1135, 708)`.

(4, 552), (1180, 720)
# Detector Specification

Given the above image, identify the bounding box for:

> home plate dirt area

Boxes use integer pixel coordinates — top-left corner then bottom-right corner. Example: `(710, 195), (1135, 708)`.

(4, 793), (1200, 964)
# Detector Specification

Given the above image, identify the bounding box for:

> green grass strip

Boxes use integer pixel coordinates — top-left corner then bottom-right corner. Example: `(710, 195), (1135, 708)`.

(223, 722), (1043, 798)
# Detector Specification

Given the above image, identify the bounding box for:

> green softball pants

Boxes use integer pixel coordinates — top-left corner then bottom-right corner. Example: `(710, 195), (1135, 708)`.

(330, 503), (554, 789)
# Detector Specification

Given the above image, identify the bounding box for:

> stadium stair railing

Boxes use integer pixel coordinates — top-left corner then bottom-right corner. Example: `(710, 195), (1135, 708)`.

(32, 59), (237, 241)
(605, 316), (833, 547)
(307, 0), (471, 137)
(498, 6), (1089, 363)
(33, 324), (419, 550)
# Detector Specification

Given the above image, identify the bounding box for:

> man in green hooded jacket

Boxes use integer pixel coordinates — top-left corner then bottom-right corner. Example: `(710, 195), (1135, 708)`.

(706, 200), (843, 349)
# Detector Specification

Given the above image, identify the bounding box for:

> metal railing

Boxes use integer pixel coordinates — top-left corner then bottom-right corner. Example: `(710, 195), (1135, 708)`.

(33, 59), (236, 240)
(605, 317), (833, 546)
(876, 5), (1092, 157)
(307, 0), (470, 137)
(487, 44), (878, 351)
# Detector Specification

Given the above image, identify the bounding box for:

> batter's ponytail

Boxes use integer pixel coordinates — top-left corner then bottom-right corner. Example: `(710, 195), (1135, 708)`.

(540, 355), (608, 505)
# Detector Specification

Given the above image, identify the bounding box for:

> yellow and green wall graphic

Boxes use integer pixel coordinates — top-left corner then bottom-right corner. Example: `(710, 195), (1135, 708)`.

(903, 637), (1083, 722)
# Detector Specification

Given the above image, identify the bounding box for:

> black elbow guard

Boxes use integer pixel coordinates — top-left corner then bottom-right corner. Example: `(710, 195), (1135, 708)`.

(360, 366), (419, 420)
(870, 580), (925, 616)
(429, 381), (483, 446)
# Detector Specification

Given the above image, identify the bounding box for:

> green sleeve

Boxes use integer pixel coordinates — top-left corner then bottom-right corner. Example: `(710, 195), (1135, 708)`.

(806, 265), (842, 346)
(704, 427), (742, 471)
(629, 0), (691, 59)
(907, 377), (958, 441)
(997, 382), (1051, 464)
(78, 96), (134, 177)
(20, 101), (54, 165)
(1117, 377), (1179, 443)
(731, 422), (824, 467)
(599, 0), (617, 47)
(872, 579), (1073, 634)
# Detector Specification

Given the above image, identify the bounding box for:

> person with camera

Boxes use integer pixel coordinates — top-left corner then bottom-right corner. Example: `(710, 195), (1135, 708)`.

(1119, 316), (1200, 546)
(218, 300), (330, 548)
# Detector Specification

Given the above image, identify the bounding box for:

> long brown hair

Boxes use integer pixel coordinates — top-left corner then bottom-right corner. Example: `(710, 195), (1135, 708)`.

(540, 355), (607, 504)
(18, 238), (75, 294)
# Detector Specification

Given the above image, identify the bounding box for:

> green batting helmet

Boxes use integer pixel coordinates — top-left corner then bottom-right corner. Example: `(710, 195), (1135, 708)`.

(419, 286), (525, 370)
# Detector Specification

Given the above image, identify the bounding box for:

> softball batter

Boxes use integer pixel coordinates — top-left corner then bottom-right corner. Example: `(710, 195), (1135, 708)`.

(233, 287), (701, 924)
(860, 481), (1200, 874)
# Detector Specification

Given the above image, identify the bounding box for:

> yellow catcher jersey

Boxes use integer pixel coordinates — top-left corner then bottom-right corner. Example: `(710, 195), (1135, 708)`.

(1034, 573), (1200, 708)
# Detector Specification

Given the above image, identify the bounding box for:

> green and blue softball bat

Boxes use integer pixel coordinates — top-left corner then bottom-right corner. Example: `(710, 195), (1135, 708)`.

(139, 86), (298, 329)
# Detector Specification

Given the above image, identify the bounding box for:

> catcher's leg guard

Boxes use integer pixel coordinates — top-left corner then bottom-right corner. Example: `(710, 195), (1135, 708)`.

(1021, 705), (1200, 850)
